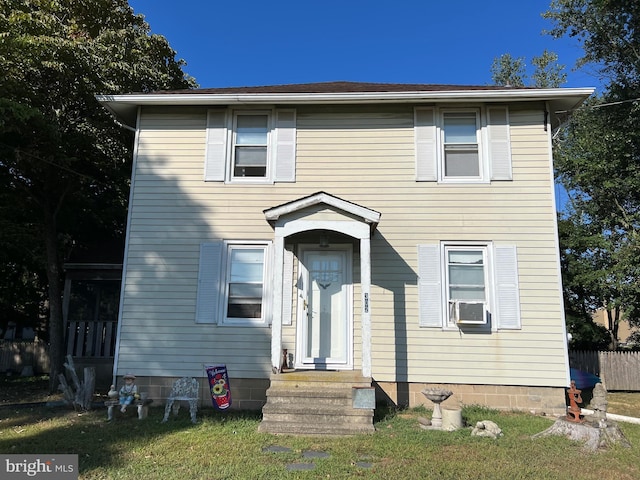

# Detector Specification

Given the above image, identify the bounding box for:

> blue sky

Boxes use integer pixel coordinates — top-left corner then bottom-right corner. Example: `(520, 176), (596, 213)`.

(129, 0), (599, 91)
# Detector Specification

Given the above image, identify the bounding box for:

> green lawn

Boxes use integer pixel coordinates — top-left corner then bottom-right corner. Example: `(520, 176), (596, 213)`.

(1, 402), (639, 480)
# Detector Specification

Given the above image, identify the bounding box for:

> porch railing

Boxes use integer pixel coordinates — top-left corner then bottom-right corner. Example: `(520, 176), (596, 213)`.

(65, 320), (117, 358)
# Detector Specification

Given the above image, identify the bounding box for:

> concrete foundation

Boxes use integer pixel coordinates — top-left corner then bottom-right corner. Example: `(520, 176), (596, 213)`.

(104, 376), (567, 417)
(375, 381), (567, 416)
(117, 376), (270, 411)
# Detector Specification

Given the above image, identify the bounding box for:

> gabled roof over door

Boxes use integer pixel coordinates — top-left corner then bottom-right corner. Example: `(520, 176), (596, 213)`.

(263, 191), (381, 237)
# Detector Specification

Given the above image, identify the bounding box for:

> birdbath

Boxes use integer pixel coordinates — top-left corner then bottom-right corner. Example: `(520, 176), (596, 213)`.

(421, 388), (453, 429)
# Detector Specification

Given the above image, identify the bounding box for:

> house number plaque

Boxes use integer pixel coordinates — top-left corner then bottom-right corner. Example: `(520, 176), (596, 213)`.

(364, 293), (369, 313)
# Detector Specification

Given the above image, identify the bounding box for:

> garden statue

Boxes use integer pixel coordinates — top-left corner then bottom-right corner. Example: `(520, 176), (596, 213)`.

(590, 382), (608, 422)
(107, 385), (118, 400)
(566, 380), (583, 423)
(119, 373), (138, 413)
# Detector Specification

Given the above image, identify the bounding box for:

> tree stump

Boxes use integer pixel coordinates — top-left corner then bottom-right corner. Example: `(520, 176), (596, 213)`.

(57, 355), (95, 411)
(533, 417), (631, 451)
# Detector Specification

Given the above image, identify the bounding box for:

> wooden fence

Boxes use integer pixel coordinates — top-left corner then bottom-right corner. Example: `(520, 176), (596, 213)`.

(0, 320), (116, 377)
(0, 340), (49, 374)
(569, 350), (640, 391)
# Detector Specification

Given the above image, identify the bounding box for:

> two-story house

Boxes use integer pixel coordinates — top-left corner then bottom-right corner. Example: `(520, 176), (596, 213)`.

(98, 82), (593, 434)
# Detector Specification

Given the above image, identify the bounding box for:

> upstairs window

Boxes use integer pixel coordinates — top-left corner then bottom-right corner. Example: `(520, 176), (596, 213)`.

(233, 114), (269, 178)
(205, 108), (296, 184)
(442, 111), (480, 178)
(415, 106), (512, 183)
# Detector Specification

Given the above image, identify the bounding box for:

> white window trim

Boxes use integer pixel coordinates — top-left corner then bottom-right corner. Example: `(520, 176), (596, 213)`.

(418, 241), (521, 331)
(227, 109), (273, 184)
(220, 240), (272, 327)
(442, 243), (493, 330)
(415, 105), (512, 184)
(205, 107), (296, 184)
(438, 107), (489, 184)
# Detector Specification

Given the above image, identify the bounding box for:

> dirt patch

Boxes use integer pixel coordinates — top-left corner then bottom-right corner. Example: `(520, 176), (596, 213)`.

(0, 375), (63, 405)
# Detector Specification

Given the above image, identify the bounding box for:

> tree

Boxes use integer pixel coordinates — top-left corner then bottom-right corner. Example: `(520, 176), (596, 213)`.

(531, 50), (567, 88)
(544, 0), (640, 89)
(491, 50), (566, 88)
(0, 0), (196, 390)
(544, 0), (640, 348)
(491, 53), (527, 87)
(557, 208), (638, 350)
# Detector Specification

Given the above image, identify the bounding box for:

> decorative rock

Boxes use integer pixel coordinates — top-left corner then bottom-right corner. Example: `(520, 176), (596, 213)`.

(471, 420), (503, 439)
(590, 383), (608, 421)
(417, 416), (431, 427)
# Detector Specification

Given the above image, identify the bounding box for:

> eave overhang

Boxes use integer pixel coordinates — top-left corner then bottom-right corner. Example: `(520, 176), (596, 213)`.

(97, 87), (595, 128)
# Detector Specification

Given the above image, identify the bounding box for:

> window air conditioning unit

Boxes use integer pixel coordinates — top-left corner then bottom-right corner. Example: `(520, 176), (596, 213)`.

(451, 300), (487, 325)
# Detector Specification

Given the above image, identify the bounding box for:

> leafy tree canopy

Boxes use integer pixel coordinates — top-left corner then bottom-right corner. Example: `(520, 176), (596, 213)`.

(491, 50), (567, 88)
(0, 0), (196, 387)
(544, 0), (640, 348)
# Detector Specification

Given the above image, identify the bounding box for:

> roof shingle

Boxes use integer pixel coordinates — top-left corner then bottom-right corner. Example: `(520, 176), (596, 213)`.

(150, 81), (528, 95)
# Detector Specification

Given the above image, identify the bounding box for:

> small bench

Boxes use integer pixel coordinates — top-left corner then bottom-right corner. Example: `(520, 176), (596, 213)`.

(105, 397), (153, 421)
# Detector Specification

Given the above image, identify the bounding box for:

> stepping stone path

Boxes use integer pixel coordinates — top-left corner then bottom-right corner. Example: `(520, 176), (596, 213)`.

(262, 445), (374, 472)
(262, 445), (292, 453)
(303, 450), (330, 459)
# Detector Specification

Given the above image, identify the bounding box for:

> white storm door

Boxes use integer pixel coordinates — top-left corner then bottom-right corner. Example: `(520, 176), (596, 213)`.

(298, 248), (352, 368)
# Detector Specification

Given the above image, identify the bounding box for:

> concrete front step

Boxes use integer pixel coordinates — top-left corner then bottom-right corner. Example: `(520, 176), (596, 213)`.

(262, 404), (373, 424)
(268, 371), (372, 389)
(259, 370), (375, 435)
(264, 393), (353, 407)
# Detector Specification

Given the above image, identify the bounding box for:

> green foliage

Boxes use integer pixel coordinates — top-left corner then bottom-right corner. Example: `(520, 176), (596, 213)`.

(491, 50), (566, 88)
(0, 0), (195, 380)
(491, 53), (526, 86)
(531, 50), (568, 88)
(544, 1), (640, 348)
(544, 0), (640, 89)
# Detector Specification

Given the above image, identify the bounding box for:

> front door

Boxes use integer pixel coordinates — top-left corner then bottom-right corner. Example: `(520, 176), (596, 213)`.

(296, 246), (352, 369)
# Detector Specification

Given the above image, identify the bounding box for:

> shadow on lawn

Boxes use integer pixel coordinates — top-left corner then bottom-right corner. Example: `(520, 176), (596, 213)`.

(0, 398), (262, 474)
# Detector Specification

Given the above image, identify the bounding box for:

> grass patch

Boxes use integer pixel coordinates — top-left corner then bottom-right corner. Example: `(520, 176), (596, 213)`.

(1, 402), (639, 480)
(607, 392), (640, 417)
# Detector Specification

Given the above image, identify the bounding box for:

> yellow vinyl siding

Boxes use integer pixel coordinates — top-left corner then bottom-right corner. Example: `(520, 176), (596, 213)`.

(117, 103), (567, 387)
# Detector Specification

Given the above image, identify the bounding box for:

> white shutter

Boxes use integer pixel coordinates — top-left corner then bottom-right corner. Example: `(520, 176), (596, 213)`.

(273, 109), (296, 182)
(205, 110), (227, 181)
(281, 247), (294, 326)
(495, 245), (521, 329)
(195, 241), (223, 324)
(418, 244), (442, 327)
(415, 107), (438, 181)
(488, 106), (512, 181)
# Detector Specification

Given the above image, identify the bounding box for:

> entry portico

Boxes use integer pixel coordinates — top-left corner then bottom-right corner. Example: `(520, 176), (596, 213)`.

(264, 192), (380, 377)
